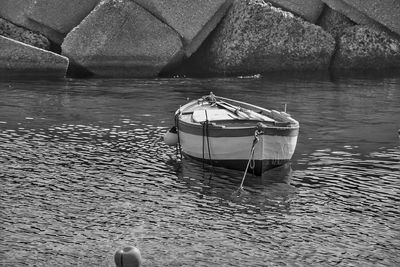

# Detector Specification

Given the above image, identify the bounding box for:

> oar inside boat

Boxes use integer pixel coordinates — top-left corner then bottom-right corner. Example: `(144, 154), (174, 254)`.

(215, 101), (250, 120)
(215, 100), (275, 122)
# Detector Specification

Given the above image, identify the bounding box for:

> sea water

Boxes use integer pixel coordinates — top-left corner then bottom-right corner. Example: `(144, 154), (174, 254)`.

(0, 74), (399, 266)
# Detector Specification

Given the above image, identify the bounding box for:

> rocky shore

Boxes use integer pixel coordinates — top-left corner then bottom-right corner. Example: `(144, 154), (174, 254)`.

(0, 0), (399, 78)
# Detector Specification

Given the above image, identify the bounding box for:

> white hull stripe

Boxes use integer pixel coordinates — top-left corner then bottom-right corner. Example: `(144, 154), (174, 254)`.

(179, 132), (298, 161)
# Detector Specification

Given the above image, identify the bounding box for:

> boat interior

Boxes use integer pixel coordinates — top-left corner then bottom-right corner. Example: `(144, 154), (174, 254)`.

(178, 95), (297, 128)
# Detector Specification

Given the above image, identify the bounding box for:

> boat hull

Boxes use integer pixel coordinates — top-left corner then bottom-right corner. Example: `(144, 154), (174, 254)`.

(178, 123), (299, 175)
(183, 153), (289, 175)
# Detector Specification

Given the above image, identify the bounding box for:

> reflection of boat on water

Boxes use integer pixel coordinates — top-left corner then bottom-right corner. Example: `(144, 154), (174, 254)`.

(166, 92), (299, 176)
(177, 158), (296, 211)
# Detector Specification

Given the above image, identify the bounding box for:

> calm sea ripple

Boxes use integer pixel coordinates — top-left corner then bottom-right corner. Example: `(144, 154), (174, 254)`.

(0, 76), (399, 266)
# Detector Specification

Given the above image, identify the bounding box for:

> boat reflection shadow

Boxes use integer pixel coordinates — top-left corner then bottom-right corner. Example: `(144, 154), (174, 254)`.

(176, 158), (297, 212)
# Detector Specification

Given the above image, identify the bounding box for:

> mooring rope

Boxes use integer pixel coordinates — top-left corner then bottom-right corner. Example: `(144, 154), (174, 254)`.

(238, 129), (262, 190)
(174, 112), (182, 159)
(205, 110), (213, 168)
(202, 120), (205, 168)
(200, 109), (214, 173)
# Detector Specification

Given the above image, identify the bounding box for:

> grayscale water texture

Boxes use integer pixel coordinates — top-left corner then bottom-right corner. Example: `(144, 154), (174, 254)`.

(0, 75), (399, 266)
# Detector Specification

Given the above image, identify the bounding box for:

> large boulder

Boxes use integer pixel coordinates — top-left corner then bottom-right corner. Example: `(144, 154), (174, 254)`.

(332, 26), (400, 70)
(62, 0), (184, 77)
(268, 0), (324, 23)
(0, 17), (50, 50)
(0, 0), (99, 44)
(320, 0), (400, 36)
(0, 35), (68, 76)
(0, 0), (32, 27)
(134, 0), (233, 57)
(187, 0), (335, 75)
(25, 0), (100, 44)
(318, 6), (355, 38)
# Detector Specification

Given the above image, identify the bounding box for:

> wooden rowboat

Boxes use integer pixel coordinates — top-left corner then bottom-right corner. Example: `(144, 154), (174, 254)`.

(169, 92), (299, 176)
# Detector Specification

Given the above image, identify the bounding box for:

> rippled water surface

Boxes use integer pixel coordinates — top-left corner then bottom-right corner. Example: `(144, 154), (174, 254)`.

(0, 75), (399, 266)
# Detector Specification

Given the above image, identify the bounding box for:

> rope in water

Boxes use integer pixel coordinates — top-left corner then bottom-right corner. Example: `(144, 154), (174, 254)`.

(238, 129), (263, 190)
